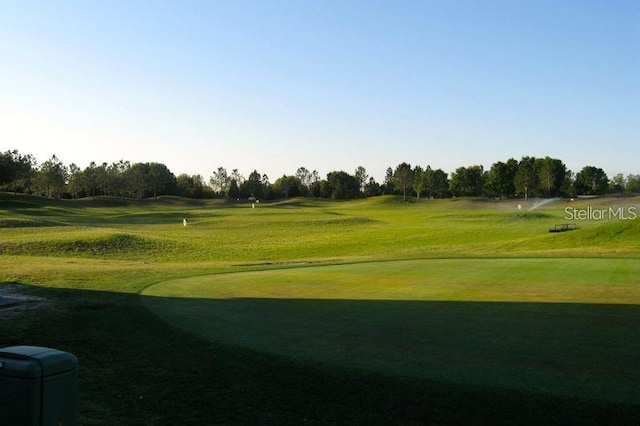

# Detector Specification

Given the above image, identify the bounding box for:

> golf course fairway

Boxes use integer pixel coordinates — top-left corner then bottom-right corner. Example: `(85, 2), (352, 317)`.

(142, 257), (640, 404)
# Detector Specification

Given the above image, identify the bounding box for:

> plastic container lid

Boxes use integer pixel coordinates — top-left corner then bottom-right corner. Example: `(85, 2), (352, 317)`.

(0, 346), (77, 379)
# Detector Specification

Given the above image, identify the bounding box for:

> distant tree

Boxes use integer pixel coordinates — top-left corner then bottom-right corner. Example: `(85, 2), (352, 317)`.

(109, 160), (130, 198)
(230, 169), (244, 187)
(67, 163), (83, 198)
(626, 174), (640, 194)
(37, 155), (68, 199)
(382, 167), (395, 195)
(0, 150), (36, 194)
(209, 167), (230, 197)
(560, 171), (576, 198)
(124, 163), (148, 198)
(393, 162), (414, 201)
(412, 165), (426, 200)
(427, 168), (449, 198)
(176, 173), (204, 198)
(261, 174), (272, 197)
(95, 162), (111, 196)
(148, 162), (176, 199)
(295, 167), (312, 196)
(82, 162), (99, 198)
(240, 170), (265, 199)
(176, 174), (194, 197)
(309, 179), (329, 198)
(574, 166), (608, 195)
(310, 179), (322, 198)
(449, 165), (484, 197)
(514, 156), (538, 200)
(609, 173), (625, 194)
(272, 175), (301, 199)
(191, 174), (205, 198)
(536, 157), (569, 198)
(0, 151), (11, 186)
(227, 179), (240, 199)
(326, 170), (360, 199)
(363, 176), (381, 197)
(485, 159), (517, 199)
(354, 166), (369, 194)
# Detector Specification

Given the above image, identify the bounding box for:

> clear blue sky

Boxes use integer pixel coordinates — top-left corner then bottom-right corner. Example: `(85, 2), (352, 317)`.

(1, 0), (638, 182)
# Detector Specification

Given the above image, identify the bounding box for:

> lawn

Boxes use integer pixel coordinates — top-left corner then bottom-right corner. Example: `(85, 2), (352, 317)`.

(1, 193), (639, 424)
(143, 258), (640, 404)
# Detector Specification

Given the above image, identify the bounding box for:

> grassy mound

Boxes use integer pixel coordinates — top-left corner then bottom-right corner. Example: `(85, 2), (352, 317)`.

(0, 233), (170, 258)
(0, 218), (65, 228)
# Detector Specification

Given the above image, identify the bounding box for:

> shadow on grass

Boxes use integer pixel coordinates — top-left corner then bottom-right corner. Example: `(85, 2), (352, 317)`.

(3, 284), (639, 425)
(143, 296), (640, 405)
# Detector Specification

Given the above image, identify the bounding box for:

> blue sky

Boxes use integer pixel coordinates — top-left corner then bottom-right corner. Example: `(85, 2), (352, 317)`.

(1, 0), (638, 182)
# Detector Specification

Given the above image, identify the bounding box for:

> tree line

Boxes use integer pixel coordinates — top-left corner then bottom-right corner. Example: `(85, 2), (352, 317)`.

(1, 149), (639, 201)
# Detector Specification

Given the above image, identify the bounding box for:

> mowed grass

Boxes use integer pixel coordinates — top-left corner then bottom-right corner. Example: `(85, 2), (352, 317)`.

(1, 193), (640, 423)
(143, 258), (640, 404)
(2, 195), (639, 265)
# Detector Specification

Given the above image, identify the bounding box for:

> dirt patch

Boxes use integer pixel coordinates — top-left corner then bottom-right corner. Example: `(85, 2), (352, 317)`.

(0, 284), (51, 319)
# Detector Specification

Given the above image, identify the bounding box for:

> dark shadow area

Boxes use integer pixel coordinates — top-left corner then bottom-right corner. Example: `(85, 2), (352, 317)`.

(143, 296), (640, 405)
(3, 284), (639, 425)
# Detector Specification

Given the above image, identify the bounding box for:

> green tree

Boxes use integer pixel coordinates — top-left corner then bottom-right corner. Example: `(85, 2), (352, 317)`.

(209, 167), (230, 197)
(82, 162), (100, 198)
(176, 174), (204, 198)
(295, 167), (312, 196)
(38, 155), (68, 199)
(230, 169), (244, 191)
(412, 165), (426, 200)
(145, 162), (176, 199)
(625, 174), (640, 194)
(382, 167), (395, 195)
(108, 160), (130, 198)
(609, 173), (625, 194)
(95, 162), (111, 196)
(514, 156), (538, 200)
(393, 162), (414, 201)
(272, 175), (301, 199)
(326, 170), (360, 199)
(227, 179), (240, 199)
(363, 177), (381, 197)
(67, 163), (83, 198)
(0, 151), (11, 186)
(124, 163), (148, 198)
(449, 165), (484, 197)
(574, 166), (608, 195)
(354, 166), (369, 194)
(240, 170), (265, 199)
(485, 159), (517, 199)
(261, 174), (272, 198)
(426, 168), (449, 198)
(536, 157), (569, 198)
(0, 150), (36, 194)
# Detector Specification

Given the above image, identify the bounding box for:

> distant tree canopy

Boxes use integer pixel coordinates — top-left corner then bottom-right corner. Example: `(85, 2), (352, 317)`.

(574, 166), (609, 196)
(449, 165), (484, 197)
(1, 149), (636, 200)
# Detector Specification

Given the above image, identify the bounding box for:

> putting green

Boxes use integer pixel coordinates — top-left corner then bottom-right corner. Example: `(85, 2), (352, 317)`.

(142, 258), (640, 403)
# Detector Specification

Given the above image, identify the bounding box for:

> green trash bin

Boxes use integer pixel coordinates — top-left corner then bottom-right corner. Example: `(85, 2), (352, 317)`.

(0, 345), (78, 426)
